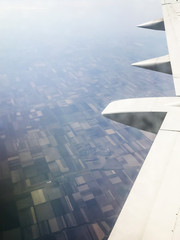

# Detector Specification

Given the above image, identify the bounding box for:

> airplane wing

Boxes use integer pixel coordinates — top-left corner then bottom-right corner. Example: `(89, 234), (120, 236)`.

(102, 1), (180, 239)
(162, 0), (180, 96)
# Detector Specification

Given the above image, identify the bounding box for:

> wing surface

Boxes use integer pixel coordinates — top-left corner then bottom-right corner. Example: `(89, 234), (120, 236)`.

(109, 127), (180, 240)
(162, 0), (180, 95)
(103, 98), (180, 240)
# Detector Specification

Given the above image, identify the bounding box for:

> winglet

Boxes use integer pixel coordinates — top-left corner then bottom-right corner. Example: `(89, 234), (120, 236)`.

(132, 55), (172, 74)
(137, 18), (165, 31)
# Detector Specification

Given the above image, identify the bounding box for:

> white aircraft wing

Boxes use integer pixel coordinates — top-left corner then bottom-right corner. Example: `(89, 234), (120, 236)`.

(102, 0), (180, 239)
(162, 0), (180, 95)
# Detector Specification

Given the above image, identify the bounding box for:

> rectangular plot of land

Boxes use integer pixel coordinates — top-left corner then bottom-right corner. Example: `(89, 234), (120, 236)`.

(123, 154), (140, 167)
(35, 202), (54, 222)
(91, 223), (105, 240)
(82, 193), (94, 202)
(110, 176), (121, 184)
(16, 195), (33, 210)
(18, 207), (37, 227)
(49, 218), (60, 233)
(77, 184), (89, 192)
(75, 176), (85, 185)
(31, 189), (46, 205)
(43, 187), (62, 201)
(3, 228), (22, 240)
(11, 169), (23, 183)
(19, 151), (32, 163)
(44, 147), (60, 162)
(56, 159), (69, 173)
(101, 204), (113, 213)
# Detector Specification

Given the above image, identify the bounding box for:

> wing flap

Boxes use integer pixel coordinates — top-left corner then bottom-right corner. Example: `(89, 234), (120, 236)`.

(102, 97), (178, 133)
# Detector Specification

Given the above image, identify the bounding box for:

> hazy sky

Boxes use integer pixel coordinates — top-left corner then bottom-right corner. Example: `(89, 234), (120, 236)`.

(0, 0), (163, 37)
(0, 0), (168, 78)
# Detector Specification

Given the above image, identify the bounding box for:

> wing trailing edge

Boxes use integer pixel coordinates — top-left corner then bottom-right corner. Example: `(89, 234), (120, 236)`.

(102, 97), (171, 133)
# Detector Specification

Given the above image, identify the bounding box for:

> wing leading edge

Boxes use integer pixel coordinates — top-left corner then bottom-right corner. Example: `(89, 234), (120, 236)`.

(102, 0), (180, 239)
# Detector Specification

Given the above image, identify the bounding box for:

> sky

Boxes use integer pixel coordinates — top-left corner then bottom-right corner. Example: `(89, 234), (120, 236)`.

(0, 0), (174, 100)
(0, 0), (168, 64)
(0, 0), (164, 40)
